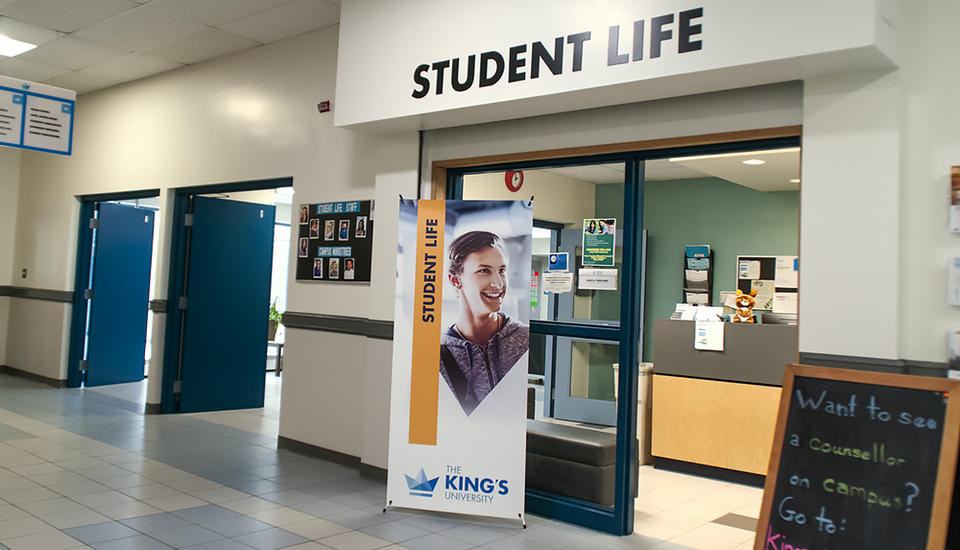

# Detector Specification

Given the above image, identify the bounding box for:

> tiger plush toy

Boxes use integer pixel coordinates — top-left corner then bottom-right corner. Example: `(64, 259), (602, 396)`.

(732, 289), (757, 323)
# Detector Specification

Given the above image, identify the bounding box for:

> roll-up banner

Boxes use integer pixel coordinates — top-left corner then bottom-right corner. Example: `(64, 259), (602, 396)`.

(387, 199), (533, 521)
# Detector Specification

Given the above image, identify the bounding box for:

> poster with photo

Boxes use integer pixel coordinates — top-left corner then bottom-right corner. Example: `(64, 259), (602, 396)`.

(296, 200), (374, 282)
(582, 218), (616, 266)
(386, 199), (532, 521)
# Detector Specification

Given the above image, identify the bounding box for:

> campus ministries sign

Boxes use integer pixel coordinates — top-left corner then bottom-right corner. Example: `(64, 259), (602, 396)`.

(387, 200), (532, 520)
(0, 75), (75, 155)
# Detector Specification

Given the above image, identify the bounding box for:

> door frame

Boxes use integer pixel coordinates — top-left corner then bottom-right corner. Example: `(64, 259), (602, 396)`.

(68, 189), (160, 389)
(159, 177), (292, 414)
(437, 128), (802, 536)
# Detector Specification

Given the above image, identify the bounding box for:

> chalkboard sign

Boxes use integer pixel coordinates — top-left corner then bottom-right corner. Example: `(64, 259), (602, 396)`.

(757, 364), (960, 550)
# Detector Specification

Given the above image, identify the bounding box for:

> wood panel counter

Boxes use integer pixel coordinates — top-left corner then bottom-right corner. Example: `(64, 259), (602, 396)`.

(651, 319), (797, 476)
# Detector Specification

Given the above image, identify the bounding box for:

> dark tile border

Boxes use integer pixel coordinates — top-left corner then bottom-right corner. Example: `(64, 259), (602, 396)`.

(277, 435), (387, 484)
(713, 512), (758, 532)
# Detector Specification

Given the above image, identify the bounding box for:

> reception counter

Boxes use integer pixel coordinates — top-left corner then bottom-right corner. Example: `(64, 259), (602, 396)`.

(651, 319), (797, 477)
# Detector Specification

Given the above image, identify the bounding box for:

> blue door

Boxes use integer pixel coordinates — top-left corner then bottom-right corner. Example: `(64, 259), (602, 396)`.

(85, 203), (155, 387)
(178, 196), (275, 413)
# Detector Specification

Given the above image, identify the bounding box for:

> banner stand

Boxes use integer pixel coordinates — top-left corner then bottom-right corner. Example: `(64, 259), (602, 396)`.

(385, 199), (533, 524)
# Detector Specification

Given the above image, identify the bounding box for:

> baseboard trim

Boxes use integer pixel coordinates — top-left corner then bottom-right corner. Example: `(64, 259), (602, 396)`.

(653, 457), (765, 488)
(144, 403), (162, 415)
(277, 436), (387, 483)
(281, 312), (393, 340)
(5, 287), (74, 303)
(0, 365), (67, 388)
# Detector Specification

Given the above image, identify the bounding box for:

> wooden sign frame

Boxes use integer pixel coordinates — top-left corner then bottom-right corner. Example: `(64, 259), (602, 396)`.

(756, 364), (960, 550)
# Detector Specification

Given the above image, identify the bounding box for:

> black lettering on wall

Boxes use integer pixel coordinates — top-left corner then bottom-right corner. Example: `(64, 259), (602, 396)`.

(431, 60), (450, 94)
(678, 8), (703, 53)
(452, 55), (476, 92)
(607, 25), (628, 66)
(412, 64), (430, 98)
(651, 14), (674, 59)
(508, 45), (527, 82)
(567, 31), (591, 72)
(531, 37), (563, 78)
(633, 20), (645, 61)
(479, 51), (505, 87)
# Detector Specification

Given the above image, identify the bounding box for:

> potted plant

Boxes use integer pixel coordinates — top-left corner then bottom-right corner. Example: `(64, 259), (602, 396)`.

(268, 299), (283, 341)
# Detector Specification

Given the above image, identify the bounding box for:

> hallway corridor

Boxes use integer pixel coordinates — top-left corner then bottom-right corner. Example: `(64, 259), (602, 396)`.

(0, 373), (758, 550)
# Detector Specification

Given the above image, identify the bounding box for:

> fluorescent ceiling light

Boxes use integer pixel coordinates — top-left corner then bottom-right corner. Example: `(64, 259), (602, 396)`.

(743, 159), (766, 165)
(790, 179), (800, 183)
(668, 147), (800, 163)
(0, 35), (36, 57)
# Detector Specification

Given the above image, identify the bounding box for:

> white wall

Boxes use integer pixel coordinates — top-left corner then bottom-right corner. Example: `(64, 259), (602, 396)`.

(463, 171), (596, 227)
(0, 147), (21, 365)
(799, 70), (901, 359)
(7, 24), (420, 470)
(898, 0), (960, 362)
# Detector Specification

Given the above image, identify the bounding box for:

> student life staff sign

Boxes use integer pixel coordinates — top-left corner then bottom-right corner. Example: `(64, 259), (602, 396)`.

(387, 199), (532, 521)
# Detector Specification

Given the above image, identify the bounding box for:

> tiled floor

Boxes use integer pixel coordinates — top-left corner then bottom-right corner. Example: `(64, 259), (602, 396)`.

(0, 373), (761, 549)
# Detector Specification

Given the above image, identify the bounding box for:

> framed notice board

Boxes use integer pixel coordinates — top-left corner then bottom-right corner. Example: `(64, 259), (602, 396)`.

(757, 364), (960, 550)
(295, 200), (374, 282)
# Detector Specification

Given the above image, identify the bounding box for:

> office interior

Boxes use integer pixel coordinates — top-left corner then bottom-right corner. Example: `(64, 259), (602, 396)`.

(1, 0), (958, 546)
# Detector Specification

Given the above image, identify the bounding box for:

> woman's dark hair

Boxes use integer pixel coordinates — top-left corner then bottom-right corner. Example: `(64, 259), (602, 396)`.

(447, 231), (506, 276)
(587, 220), (596, 232)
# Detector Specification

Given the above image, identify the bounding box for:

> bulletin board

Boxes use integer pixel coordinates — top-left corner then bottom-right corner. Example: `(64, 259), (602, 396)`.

(736, 255), (798, 312)
(295, 200), (374, 282)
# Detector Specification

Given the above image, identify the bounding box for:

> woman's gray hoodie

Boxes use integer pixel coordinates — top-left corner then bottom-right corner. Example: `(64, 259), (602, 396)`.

(439, 314), (528, 415)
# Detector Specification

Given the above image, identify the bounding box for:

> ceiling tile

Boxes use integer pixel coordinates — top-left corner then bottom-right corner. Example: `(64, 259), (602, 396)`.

(0, 14), (59, 46)
(46, 70), (121, 95)
(81, 51), (183, 82)
(19, 35), (128, 71)
(217, 0), (339, 44)
(146, 0), (294, 27)
(0, 56), (68, 83)
(0, 0), (138, 33)
(142, 27), (260, 65)
(74, 5), (207, 52)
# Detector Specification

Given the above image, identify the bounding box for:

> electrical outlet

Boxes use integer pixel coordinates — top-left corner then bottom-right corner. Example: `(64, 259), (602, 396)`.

(21, 268), (26, 278)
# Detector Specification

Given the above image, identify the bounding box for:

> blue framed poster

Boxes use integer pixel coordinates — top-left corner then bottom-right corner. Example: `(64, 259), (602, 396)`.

(0, 75), (75, 156)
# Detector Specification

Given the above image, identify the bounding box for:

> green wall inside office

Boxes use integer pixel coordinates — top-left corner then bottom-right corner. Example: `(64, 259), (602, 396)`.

(641, 178), (798, 363)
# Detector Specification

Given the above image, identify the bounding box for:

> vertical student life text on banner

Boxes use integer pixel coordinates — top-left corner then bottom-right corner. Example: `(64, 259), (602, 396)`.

(387, 199), (533, 521)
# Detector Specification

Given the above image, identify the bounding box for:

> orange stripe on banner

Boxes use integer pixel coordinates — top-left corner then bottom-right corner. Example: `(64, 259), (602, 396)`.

(409, 200), (445, 446)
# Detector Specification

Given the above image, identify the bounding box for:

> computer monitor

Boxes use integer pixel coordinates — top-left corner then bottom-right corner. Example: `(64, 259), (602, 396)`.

(761, 312), (797, 325)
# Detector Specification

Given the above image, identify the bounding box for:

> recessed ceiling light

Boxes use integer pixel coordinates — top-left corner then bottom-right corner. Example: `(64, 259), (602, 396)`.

(790, 179), (800, 183)
(0, 35), (36, 57)
(743, 159), (765, 165)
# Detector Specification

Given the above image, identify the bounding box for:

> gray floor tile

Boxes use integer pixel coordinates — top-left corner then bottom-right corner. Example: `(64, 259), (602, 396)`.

(172, 505), (240, 524)
(63, 521), (141, 544)
(231, 527), (308, 550)
(202, 515), (272, 537)
(121, 513), (194, 534)
(91, 534), (175, 550)
(400, 533), (475, 550)
(149, 524), (224, 548)
(359, 520), (432, 543)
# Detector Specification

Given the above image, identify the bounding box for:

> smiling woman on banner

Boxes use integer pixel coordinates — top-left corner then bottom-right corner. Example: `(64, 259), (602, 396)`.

(440, 230), (529, 416)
